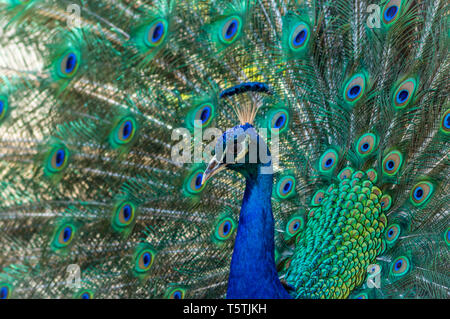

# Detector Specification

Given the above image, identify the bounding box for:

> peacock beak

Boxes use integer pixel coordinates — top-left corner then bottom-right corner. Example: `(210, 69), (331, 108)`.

(201, 155), (227, 185)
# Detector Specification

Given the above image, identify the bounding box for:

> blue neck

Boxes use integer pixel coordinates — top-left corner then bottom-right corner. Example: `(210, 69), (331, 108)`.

(226, 165), (291, 299)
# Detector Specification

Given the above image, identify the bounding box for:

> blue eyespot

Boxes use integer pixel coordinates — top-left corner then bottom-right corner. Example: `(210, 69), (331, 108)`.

(0, 286), (9, 299)
(390, 256), (410, 276)
(55, 149), (65, 168)
(134, 246), (155, 274)
(343, 74), (366, 104)
(200, 107), (211, 124)
(152, 22), (164, 42)
(386, 160), (395, 170)
(445, 113), (450, 129)
(53, 224), (76, 248)
(410, 181), (433, 206)
(269, 109), (289, 133)
(111, 116), (137, 147)
(276, 176), (295, 198)
(112, 201), (136, 231)
(142, 252), (151, 267)
(319, 149), (339, 173)
(220, 16), (242, 44)
(396, 90), (409, 104)
(195, 174), (203, 189)
(145, 19), (168, 47)
(362, 143), (369, 151)
(63, 226), (72, 243)
(289, 22), (310, 51)
(0, 97), (8, 122)
(286, 216), (304, 238)
(193, 103), (215, 128)
(214, 217), (235, 241)
(167, 288), (186, 299)
(65, 53), (77, 74)
(225, 20), (238, 40)
(58, 51), (80, 78)
(384, 6), (398, 22)
(382, 151), (403, 176)
(442, 110), (450, 134)
(46, 145), (69, 174)
(173, 291), (182, 299)
(413, 187), (423, 200)
(393, 78), (416, 108)
(122, 121), (133, 140)
(348, 85), (361, 99)
(122, 204), (132, 222)
(222, 220), (231, 236)
(283, 180), (293, 194)
(185, 170), (206, 195)
(385, 224), (400, 244)
(81, 292), (91, 299)
(295, 30), (306, 45)
(274, 113), (286, 129)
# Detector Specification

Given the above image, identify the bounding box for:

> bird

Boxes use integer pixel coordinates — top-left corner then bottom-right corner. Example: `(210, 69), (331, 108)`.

(0, 0), (448, 299)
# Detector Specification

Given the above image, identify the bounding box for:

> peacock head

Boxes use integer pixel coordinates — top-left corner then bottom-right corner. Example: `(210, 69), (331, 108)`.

(202, 82), (274, 184)
(202, 123), (272, 184)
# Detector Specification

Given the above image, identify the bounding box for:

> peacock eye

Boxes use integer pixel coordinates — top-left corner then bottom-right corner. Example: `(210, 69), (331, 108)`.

(185, 170), (206, 194)
(385, 224), (401, 244)
(112, 202), (136, 230)
(319, 149), (339, 174)
(390, 256), (410, 276)
(382, 0), (402, 25)
(286, 216), (304, 238)
(193, 103), (215, 128)
(382, 150), (403, 176)
(114, 117), (136, 145)
(343, 74), (366, 104)
(214, 217), (235, 241)
(380, 194), (392, 211)
(46, 145), (70, 174)
(311, 189), (325, 206)
(289, 22), (310, 51)
(58, 51), (80, 78)
(220, 16), (242, 44)
(276, 176), (296, 199)
(440, 109), (450, 134)
(77, 290), (94, 299)
(393, 78), (416, 109)
(135, 248), (155, 273)
(0, 285), (10, 299)
(268, 109), (289, 133)
(356, 133), (377, 157)
(0, 97), (8, 121)
(53, 224), (76, 248)
(167, 288), (186, 299)
(410, 181), (433, 206)
(145, 19), (168, 47)
(354, 292), (368, 299)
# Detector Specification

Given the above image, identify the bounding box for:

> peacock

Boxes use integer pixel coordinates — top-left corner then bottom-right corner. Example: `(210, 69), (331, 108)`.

(0, 0), (448, 300)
